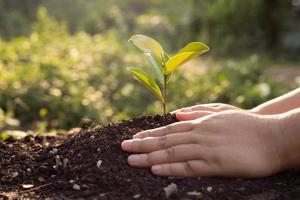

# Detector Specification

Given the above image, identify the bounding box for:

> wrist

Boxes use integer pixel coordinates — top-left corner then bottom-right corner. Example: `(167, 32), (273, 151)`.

(276, 109), (300, 170)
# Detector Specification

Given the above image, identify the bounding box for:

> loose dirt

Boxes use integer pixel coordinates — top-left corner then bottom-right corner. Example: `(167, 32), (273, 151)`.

(1, 114), (299, 199)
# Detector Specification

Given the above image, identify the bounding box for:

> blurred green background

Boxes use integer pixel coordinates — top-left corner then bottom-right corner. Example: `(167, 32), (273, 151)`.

(0, 0), (300, 134)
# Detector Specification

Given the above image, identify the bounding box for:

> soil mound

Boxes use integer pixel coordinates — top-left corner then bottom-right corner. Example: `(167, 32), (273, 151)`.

(1, 114), (299, 199)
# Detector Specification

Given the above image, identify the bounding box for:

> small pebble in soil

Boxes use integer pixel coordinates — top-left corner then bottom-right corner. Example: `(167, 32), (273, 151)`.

(163, 182), (178, 198)
(187, 191), (203, 198)
(63, 158), (69, 168)
(206, 186), (213, 192)
(12, 172), (19, 178)
(69, 180), (75, 184)
(133, 194), (141, 199)
(97, 148), (101, 152)
(22, 184), (34, 189)
(96, 160), (103, 168)
(49, 148), (58, 155)
(38, 177), (46, 182)
(73, 184), (81, 190)
(27, 168), (32, 172)
(90, 135), (95, 139)
(55, 155), (62, 167)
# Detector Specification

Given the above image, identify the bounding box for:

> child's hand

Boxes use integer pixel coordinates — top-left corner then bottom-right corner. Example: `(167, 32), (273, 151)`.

(121, 110), (284, 177)
(172, 103), (243, 121)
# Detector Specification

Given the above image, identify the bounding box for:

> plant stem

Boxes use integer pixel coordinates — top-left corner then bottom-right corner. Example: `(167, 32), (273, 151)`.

(163, 74), (167, 116)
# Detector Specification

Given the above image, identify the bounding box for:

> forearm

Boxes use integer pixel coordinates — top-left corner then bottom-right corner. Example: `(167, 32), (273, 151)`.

(278, 108), (300, 170)
(251, 87), (300, 115)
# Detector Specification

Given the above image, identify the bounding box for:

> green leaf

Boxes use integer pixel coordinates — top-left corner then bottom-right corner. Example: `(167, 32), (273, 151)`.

(178, 42), (209, 54)
(164, 42), (209, 75)
(127, 67), (164, 103)
(129, 34), (164, 64)
(145, 53), (164, 84)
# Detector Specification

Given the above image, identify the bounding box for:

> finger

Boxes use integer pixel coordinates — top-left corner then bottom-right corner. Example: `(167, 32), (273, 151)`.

(176, 111), (214, 121)
(132, 121), (193, 139)
(122, 132), (197, 153)
(151, 160), (215, 177)
(127, 144), (206, 167)
(172, 105), (219, 114)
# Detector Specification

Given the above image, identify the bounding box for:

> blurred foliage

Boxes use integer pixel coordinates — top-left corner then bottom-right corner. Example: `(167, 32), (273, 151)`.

(0, 0), (299, 56)
(0, 0), (37, 38)
(167, 57), (294, 112)
(0, 2), (298, 132)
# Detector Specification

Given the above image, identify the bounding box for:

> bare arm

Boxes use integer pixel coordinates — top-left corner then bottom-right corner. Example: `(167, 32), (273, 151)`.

(171, 88), (300, 121)
(251, 87), (300, 115)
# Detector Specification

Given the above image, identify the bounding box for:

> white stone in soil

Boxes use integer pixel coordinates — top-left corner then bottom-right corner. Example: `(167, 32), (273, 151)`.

(97, 160), (103, 168)
(11, 172), (19, 178)
(55, 155), (62, 167)
(163, 182), (178, 198)
(187, 191), (203, 197)
(38, 177), (46, 182)
(50, 148), (58, 155)
(22, 184), (34, 189)
(73, 184), (81, 190)
(63, 158), (69, 168)
(133, 194), (141, 199)
(207, 186), (213, 192)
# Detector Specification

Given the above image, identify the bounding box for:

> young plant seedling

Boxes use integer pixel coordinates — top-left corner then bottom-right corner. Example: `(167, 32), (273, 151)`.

(128, 34), (209, 115)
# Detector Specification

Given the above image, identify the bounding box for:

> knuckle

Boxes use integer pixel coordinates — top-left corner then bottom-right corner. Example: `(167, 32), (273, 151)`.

(189, 122), (195, 130)
(137, 132), (145, 138)
(147, 153), (156, 165)
(132, 139), (141, 150)
(158, 135), (168, 149)
(142, 130), (151, 137)
(191, 120), (201, 129)
(165, 125), (171, 134)
(183, 161), (195, 176)
(165, 147), (176, 162)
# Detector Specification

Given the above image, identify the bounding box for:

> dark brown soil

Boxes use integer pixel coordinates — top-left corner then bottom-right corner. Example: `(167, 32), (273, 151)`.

(0, 114), (300, 200)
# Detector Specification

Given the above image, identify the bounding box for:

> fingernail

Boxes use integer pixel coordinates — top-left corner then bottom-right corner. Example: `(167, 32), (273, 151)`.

(128, 155), (140, 164)
(133, 131), (145, 139)
(121, 140), (133, 150)
(151, 165), (161, 174)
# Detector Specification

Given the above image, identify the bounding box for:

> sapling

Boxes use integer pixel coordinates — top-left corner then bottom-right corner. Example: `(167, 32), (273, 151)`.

(128, 34), (209, 115)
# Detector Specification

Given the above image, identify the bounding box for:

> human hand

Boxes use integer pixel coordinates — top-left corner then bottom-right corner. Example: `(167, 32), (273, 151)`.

(172, 103), (243, 121)
(121, 110), (284, 177)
